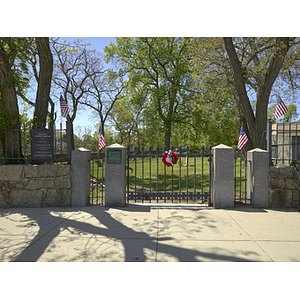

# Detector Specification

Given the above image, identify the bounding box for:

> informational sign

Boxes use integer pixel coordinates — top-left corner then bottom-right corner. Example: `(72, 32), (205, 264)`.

(31, 128), (54, 162)
(107, 149), (122, 164)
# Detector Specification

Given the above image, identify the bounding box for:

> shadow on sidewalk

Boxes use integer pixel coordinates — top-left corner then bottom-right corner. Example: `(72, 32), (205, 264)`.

(4, 206), (259, 262)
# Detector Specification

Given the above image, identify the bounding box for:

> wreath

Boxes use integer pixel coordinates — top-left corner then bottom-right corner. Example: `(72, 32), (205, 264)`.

(162, 150), (178, 167)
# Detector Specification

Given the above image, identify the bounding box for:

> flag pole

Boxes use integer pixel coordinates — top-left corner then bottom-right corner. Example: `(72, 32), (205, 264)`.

(99, 123), (101, 161)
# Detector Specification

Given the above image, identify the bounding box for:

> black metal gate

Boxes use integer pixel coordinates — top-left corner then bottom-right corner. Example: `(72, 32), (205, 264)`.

(126, 146), (212, 204)
(90, 152), (105, 205)
(234, 150), (250, 204)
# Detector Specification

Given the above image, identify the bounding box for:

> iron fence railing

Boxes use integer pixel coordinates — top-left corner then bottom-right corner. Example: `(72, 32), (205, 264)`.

(267, 120), (300, 166)
(0, 122), (71, 165)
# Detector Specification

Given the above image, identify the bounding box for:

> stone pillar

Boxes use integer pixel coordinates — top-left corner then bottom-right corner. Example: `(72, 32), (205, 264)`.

(211, 144), (234, 208)
(247, 148), (269, 208)
(71, 147), (91, 207)
(105, 143), (126, 207)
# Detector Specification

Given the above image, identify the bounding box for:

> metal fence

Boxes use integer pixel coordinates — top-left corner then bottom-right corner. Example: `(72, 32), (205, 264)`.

(89, 152), (105, 205)
(234, 150), (249, 204)
(0, 122), (71, 165)
(126, 145), (212, 204)
(267, 121), (300, 166)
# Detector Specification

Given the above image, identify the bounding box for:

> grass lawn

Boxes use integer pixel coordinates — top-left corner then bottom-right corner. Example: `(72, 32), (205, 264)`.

(127, 155), (211, 193)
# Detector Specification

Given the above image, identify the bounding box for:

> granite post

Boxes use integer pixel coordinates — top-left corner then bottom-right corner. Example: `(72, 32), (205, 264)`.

(105, 143), (126, 207)
(247, 148), (269, 208)
(71, 147), (91, 207)
(212, 144), (234, 208)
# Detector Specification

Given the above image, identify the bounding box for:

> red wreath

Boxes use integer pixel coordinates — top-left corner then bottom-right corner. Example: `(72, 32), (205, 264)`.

(162, 150), (178, 167)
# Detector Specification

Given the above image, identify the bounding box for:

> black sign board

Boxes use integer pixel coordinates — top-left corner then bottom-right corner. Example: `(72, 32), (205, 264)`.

(31, 128), (54, 162)
(107, 149), (122, 164)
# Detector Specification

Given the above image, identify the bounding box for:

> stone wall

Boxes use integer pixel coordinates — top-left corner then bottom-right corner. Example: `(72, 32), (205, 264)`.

(269, 166), (299, 208)
(0, 164), (71, 208)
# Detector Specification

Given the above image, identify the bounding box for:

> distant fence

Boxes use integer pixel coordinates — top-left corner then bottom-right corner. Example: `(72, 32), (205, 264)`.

(267, 120), (300, 166)
(0, 122), (71, 165)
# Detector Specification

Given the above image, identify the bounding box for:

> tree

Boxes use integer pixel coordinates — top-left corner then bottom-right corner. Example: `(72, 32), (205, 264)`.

(104, 37), (194, 149)
(33, 37), (53, 128)
(189, 37), (300, 149)
(186, 38), (240, 148)
(0, 37), (34, 159)
(80, 67), (127, 140)
(223, 37), (297, 149)
(109, 96), (143, 147)
(51, 38), (102, 150)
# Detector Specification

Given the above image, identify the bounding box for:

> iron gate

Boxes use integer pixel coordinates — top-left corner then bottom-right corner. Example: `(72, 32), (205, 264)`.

(126, 146), (212, 204)
(90, 152), (105, 205)
(234, 150), (250, 204)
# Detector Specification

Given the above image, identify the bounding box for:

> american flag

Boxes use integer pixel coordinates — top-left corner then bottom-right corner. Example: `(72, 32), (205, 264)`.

(274, 95), (288, 119)
(238, 126), (249, 150)
(60, 95), (70, 118)
(99, 127), (106, 150)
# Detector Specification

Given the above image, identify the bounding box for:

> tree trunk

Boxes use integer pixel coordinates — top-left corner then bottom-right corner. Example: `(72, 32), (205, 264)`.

(223, 37), (291, 149)
(0, 45), (22, 161)
(33, 37), (53, 128)
(164, 121), (172, 149)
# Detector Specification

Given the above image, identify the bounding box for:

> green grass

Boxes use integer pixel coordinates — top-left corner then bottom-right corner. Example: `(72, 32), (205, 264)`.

(127, 156), (211, 193)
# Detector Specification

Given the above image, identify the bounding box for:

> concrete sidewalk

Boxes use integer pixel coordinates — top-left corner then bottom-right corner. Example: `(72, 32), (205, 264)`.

(0, 204), (300, 262)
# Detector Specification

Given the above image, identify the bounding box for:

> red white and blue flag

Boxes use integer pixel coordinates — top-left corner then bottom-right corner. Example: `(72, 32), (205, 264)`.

(238, 126), (249, 150)
(99, 127), (106, 150)
(274, 95), (288, 119)
(60, 95), (70, 118)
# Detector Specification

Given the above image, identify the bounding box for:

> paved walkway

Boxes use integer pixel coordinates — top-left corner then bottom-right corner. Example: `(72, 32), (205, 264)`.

(1, 204), (300, 262)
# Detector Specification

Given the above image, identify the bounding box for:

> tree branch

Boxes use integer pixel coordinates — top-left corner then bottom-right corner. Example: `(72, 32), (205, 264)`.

(223, 37), (255, 132)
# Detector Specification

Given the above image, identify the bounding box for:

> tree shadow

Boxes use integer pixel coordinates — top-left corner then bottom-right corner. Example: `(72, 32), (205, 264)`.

(6, 206), (260, 262)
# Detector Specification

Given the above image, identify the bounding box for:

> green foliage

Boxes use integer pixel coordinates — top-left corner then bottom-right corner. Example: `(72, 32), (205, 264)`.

(104, 37), (195, 148)
(0, 37), (35, 99)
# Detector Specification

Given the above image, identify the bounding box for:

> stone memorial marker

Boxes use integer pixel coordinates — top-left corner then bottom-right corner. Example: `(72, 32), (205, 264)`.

(31, 128), (54, 162)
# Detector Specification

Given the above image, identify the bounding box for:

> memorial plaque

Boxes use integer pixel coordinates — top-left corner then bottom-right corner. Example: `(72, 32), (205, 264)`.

(31, 128), (54, 162)
(107, 149), (122, 164)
